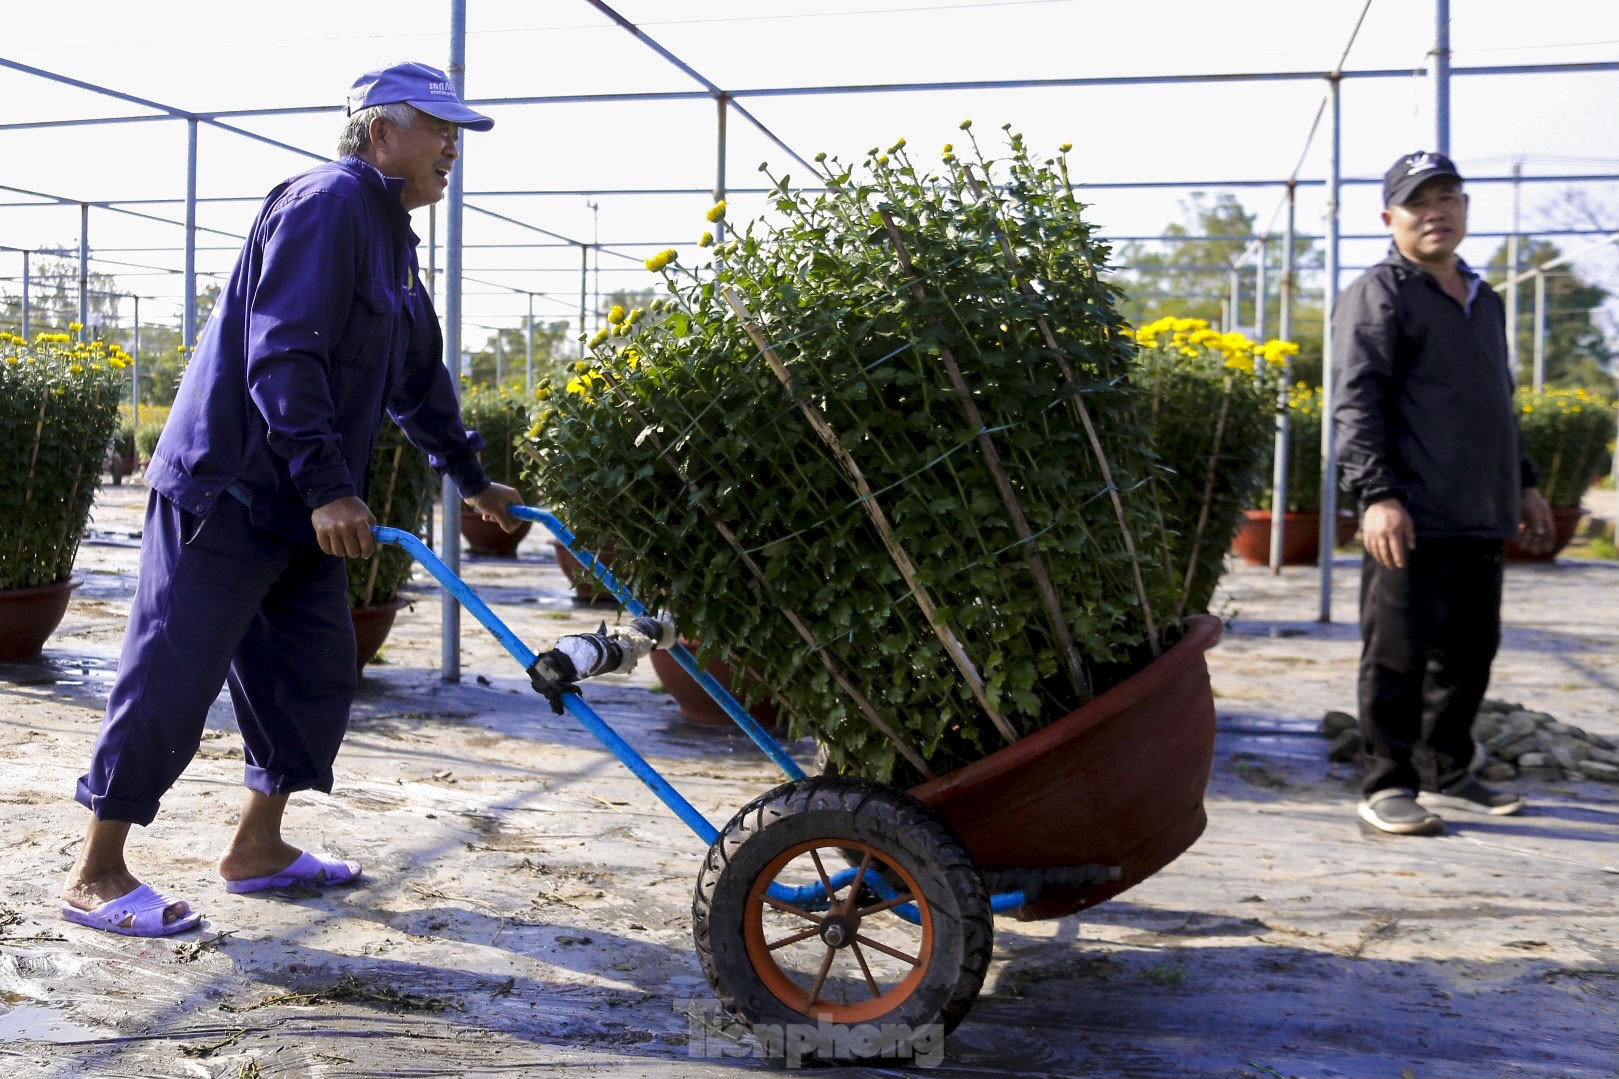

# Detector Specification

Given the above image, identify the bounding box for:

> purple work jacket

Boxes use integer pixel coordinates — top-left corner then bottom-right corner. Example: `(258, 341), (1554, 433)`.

(146, 156), (488, 546)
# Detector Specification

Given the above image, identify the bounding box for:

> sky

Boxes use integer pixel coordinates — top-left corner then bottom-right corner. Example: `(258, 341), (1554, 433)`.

(3, 0), (1618, 354)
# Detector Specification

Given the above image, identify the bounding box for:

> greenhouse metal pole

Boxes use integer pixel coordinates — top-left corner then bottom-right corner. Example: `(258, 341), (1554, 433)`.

(1532, 271), (1546, 390)
(1433, 0), (1451, 156)
(440, 0), (467, 683)
(78, 204), (88, 339)
(1318, 75), (1342, 622)
(1506, 161), (1521, 370)
(132, 294), (141, 428)
(184, 117), (198, 351)
(1255, 237), (1268, 343)
(714, 94), (728, 244)
(1228, 269), (1240, 332)
(578, 244), (587, 358)
(1269, 181), (1296, 575)
(20, 250), (29, 340)
(525, 292), (534, 393)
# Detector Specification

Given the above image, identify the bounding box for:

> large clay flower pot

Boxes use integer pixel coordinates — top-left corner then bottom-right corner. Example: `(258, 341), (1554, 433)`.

(909, 613), (1223, 921)
(351, 598), (408, 676)
(649, 644), (780, 727)
(460, 511), (531, 557)
(1231, 509), (1358, 566)
(1505, 506), (1588, 562)
(0, 578), (82, 662)
(553, 541), (618, 605)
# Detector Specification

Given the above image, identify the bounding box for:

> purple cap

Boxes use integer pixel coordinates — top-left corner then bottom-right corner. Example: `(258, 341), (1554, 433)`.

(346, 62), (494, 132)
(1383, 151), (1462, 206)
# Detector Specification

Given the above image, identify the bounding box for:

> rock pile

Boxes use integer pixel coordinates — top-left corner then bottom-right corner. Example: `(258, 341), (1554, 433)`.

(1320, 699), (1619, 783)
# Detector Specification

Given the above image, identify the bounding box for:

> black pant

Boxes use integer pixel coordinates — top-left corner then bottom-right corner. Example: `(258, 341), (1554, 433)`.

(1357, 538), (1504, 796)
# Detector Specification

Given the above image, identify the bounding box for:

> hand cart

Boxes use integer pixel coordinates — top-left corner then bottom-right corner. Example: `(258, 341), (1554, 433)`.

(373, 505), (1222, 1065)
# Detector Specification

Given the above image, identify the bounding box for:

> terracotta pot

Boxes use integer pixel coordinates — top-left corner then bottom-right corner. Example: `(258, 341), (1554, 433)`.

(1231, 509), (1358, 566)
(459, 511), (531, 557)
(107, 453), (137, 485)
(1505, 505), (1588, 562)
(552, 541), (619, 605)
(0, 578), (82, 662)
(350, 598), (408, 676)
(909, 613), (1223, 921)
(649, 644), (781, 727)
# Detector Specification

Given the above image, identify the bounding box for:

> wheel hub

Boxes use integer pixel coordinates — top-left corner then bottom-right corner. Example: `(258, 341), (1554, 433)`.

(820, 911), (858, 949)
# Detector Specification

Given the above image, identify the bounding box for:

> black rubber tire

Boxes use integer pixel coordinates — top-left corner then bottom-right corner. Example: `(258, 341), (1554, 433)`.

(692, 776), (992, 1065)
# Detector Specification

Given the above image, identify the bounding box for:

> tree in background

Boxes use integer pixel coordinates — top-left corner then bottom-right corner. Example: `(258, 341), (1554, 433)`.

(463, 319), (573, 389)
(1113, 194), (1326, 384)
(1484, 237), (1614, 390)
(0, 253), (122, 334)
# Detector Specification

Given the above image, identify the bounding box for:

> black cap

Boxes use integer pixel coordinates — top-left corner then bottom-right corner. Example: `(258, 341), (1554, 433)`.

(1383, 151), (1463, 206)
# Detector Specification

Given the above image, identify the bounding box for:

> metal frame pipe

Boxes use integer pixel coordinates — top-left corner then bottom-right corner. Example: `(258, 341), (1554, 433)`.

(1269, 181), (1297, 575)
(184, 118), (198, 350)
(78, 204), (89, 339)
(1318, 76), (1342, 621)
(441, 0), (468, 682)
(1433, 0), (1451, 155)
(1533, 271), (1547, 390)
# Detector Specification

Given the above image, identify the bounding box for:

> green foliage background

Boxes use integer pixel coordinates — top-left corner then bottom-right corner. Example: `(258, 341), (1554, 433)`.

(1, 333), (124, 590)
(347, 420), (439, 608)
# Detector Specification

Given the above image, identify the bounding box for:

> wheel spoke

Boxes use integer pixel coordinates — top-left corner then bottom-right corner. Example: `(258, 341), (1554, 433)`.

(852, 932), (920, 967)
(809, 848), (839, 904)
(766, 925), (824, 951)
(806, 941), (837, 1007)
(843, 851), (873, 914)
(849, 941), (882, 999)
(762, 893), (824, 925)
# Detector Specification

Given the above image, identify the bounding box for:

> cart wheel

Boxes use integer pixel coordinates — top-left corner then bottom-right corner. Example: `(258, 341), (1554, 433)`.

(693, 777), (991, 1065)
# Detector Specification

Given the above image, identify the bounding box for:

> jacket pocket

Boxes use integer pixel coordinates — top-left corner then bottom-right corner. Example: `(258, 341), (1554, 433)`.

(336, 276), (399, 372)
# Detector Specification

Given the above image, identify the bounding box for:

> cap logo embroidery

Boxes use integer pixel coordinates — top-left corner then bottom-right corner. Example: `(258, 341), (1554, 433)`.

(1407, 153), (1439, 174)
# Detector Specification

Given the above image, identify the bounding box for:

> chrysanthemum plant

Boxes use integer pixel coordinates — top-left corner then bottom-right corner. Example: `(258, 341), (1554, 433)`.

(1515, 387), (1616, 508)
(523, 128), (1186, 786)
(347, 419), (439, 609)
(1256, 383), (1326, 514)
(1, 329), (126, 591)
(1130, 318), (1293, 614)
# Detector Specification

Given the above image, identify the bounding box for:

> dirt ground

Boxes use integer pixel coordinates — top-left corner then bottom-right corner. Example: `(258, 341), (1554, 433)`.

(2, 480), (1616, 1079)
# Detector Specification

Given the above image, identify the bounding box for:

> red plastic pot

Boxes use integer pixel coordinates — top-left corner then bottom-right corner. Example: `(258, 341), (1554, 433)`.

(350, 598), (408, 676)
(1231, 509), (1358, 566)
(649, 644), (781, 727)
(1505, 506), (1588, 562)
(0, 578), (82, 662)
(909, 613), (1223, 921)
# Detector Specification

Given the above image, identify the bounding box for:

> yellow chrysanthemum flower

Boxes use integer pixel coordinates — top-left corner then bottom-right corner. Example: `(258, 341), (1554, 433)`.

(705, 201), (726, 223)
(608, 304), (626, 325)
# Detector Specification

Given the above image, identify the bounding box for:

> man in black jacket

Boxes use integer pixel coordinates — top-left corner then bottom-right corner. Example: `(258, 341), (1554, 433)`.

(1332, 150), (1553, 836)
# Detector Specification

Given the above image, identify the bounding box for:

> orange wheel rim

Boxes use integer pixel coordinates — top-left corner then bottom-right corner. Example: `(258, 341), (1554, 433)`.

(742, 838), (933, 1024)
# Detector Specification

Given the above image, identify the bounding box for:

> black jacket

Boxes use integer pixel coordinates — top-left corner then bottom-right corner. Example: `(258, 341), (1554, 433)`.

(1332, 246), (1536, 539)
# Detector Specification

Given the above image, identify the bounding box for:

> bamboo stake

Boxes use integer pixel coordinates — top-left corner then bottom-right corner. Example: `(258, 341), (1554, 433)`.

(721, 285), (1020, 744)
(875, 209), (1091, 702)
(362, 443), (405, 608)
(961, 168), (1161, 656)
(15, 396), (48, 570)
(521, 401), (937, 779)
(1174, 381), (1233, 621)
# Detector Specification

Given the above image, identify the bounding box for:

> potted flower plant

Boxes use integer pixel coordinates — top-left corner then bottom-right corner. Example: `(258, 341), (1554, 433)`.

(347, 420), (439, 673)
(522, 130), (1224, 920)
(1131, 317), (1289, 611)
(458, 383), (535, 556)
(1231, 383), (1357, 565)
(1508, 386), (1616, 560)
(0, 329), (126, 660)
(106, 414), (137, 484)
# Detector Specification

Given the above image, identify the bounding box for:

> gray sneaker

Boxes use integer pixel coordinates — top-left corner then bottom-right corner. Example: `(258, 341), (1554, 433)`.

(1419, 776), (1526, 816)
(1358, 788), (1444, 835)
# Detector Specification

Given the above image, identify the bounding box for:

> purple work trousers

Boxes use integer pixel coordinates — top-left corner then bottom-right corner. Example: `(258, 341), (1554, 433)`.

(76, 491), (357, 825)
